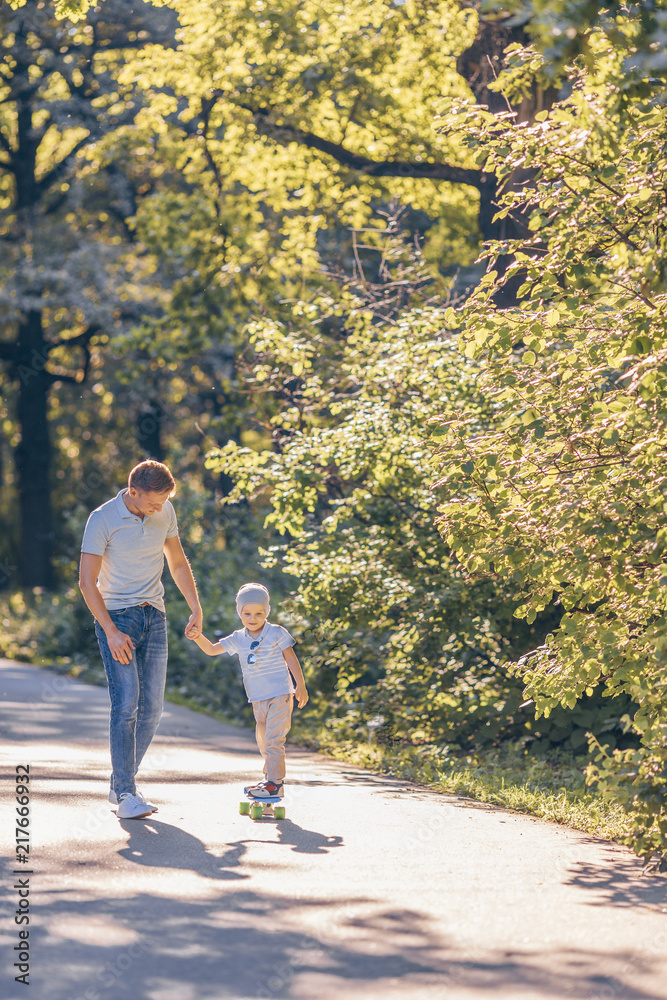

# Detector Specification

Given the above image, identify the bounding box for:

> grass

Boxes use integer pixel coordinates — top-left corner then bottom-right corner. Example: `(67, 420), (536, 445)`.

(28, 654), (631, 846)
(290, 718), (631, 845)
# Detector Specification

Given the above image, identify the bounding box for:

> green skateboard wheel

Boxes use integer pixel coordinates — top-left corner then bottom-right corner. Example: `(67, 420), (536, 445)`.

(250, 804), (263, 820)
(239, 801), (250, 815)
(274, 806), (286, 820)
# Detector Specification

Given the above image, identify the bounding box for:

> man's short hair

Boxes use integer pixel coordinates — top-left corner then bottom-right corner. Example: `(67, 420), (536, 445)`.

(128, 461), (176, 496)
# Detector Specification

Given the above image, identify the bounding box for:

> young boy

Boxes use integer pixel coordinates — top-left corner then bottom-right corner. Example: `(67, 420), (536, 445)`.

(189, 583), (308, 798)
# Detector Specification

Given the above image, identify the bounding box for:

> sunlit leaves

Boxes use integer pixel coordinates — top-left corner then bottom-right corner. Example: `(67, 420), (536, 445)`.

(432, 39), (667, 855)
(483, 0), (667, 92)
(205, 242), (537, 749)
(111, 0), (481, 349)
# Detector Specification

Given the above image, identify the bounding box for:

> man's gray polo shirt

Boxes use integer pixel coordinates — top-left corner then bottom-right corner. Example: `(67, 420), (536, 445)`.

(81, 489), (179, 612)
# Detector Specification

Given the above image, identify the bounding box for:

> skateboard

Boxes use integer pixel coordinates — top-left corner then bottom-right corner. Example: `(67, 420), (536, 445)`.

(239, 787), (286, 820)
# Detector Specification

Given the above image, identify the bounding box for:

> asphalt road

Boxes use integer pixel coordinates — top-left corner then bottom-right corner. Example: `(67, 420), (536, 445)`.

(1, 657), (666, 1000)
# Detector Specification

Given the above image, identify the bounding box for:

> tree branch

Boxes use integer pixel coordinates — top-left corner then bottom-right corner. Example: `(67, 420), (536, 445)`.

(47, 343), (91, 385)
(36, 133), (94, 196)
(199, 93), (225, 205)
(52, 324), (100, 349)
(0, 125), (13, 159)
(47, 369), (83, 384)
(246, 107), (484, 189)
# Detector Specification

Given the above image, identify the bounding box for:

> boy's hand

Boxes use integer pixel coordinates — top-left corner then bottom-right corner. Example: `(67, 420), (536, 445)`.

(295, 684), (309, 709)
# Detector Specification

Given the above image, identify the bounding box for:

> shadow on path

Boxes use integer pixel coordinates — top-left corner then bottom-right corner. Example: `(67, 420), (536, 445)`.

(274, 818), (343, 855)
(118, 819), (249, 881)
(564, 858), (667, 911)
(117, 813), (344, 879)
(9, 887), (666, 1000)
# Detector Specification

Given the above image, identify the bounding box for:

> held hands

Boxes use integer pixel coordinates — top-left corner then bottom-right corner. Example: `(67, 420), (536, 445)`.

(184, 607), (203, 640)
(295, 683), (309, 709)
(106, 607), (202, 661)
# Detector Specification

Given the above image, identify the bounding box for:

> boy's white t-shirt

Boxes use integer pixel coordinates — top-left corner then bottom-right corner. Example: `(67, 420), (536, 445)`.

(219, 622), (295, 703)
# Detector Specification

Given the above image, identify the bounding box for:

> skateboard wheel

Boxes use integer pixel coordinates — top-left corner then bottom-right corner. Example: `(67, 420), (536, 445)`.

(274, 806), (286, 820)
(250, 804), (263, 820)
(239, 801), (250, 815)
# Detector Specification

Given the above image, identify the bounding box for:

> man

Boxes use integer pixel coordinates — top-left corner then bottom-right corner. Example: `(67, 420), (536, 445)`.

(79, 460), (202, 819)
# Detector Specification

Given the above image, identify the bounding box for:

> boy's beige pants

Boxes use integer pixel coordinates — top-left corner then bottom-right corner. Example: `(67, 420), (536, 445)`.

(252, 693), (293, 783)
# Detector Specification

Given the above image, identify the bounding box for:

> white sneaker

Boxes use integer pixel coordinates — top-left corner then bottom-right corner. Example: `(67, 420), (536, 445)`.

(115, 792), (154, 819)
(109, 787), (158, 812)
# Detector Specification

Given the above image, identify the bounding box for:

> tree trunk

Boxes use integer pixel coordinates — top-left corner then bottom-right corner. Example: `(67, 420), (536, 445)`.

(137, 399), (165, 462)
(457, 11), (559, 305)
(14, 310), (54, 588)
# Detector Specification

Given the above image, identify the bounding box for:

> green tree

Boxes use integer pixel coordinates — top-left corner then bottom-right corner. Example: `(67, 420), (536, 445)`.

(206, 228), (563, 751)
(0, 0), (176, 586)
(1, 0), (582, 587)
(124, 0), (566, 279)
(431, 20), (667, 855)
(483, 0), (667, 85)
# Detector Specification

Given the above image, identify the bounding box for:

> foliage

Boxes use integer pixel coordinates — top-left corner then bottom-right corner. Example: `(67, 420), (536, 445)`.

(115, 0), (482, 346)
(206, 230), (603, 754)
(3, 0), (665, 855)
(1, 0), (486, 589)
(483, 0), (667, 87)
(0, 0), (176, 321)
(0, 586), (99, 668)
(0, 0), (181, 584)
(431, 29), (667, 855)
(8, 0), (101, 21)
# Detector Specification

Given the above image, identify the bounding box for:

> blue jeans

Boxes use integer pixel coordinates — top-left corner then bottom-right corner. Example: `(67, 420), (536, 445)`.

(95, 605), (168, 798)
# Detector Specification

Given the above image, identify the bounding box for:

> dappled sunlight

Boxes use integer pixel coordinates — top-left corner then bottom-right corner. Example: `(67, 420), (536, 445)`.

(2, 0), (667, 994)
(44, 913), (141, 948)
(9, 889), (667, 1000)
(3, 657), (667, 999)
(564, 857), (667, 911)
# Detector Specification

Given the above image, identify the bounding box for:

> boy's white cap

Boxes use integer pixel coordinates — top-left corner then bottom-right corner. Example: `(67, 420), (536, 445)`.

(236, 583), (270, 617)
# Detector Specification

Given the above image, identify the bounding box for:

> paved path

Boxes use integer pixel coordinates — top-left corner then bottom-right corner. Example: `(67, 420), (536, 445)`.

(1, 658), (666, 1000)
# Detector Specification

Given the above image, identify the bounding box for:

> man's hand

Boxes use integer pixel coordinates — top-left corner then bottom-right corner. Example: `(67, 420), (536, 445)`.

(184, 607), (203, 639)
(294, 683), (309, 709)
(106, 627), (135, 665)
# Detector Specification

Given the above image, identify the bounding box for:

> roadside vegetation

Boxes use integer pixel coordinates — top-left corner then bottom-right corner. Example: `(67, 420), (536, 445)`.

(2, 0), (667, 861)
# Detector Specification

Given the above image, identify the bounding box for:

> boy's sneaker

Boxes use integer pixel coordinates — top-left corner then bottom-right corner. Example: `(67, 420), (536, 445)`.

(109, 787), (158, 812)
(114, 792), (155, 819)
(245, 780), (283, 799)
